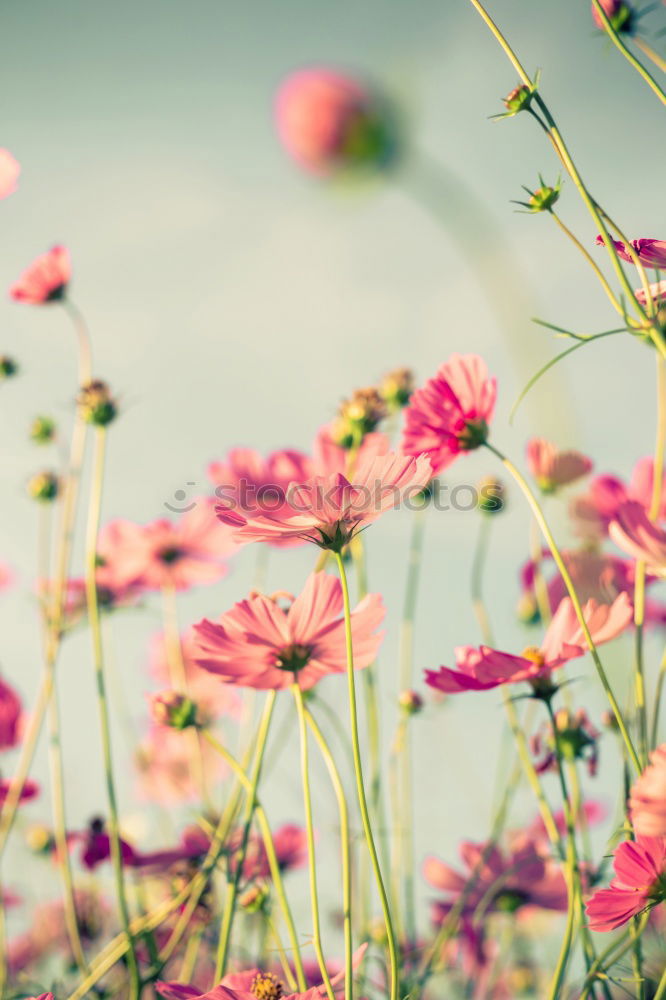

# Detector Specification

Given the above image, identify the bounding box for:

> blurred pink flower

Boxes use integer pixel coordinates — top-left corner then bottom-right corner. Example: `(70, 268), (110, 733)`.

(149, 629), (242, 724)
(402, 354), (496, 475)
(586, 836), (666, 931)
(0, 676), (22, 750)
(570, 456), (666, 539)
(630, 744), (666, 837)
(425, 593), (632, 694)
(0, 150), (20, 199)
(636, 279), (666, 306)
(135, 724), (225, 804)
(229, 823), (308, 880)
(78, 816), (137, 870)
(596, 235), (666, 268)
(10, 245), (71, 304)
(192, 572), (384, 691)
(0, 562), (13, 591)
(526, 438), (592, 493)
(610, 500), (666, 574)
(0, 777), (38, 806)
(216, 450), (431, 549)
(311, 424), (390, 478)
(520, 548), (636, 619)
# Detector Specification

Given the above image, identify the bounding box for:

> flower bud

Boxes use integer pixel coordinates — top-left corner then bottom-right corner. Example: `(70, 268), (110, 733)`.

(27, 470), (59, 503)
(398, 689), (423, 715)
(149, 690), (198, 730)
(78, 380), (117, 426)
(516, 591), (540, 626)
(478, 476), (506, 515)
(0, 356), (18, 379)
(379, 367), (414, 412)
(503, 84), (533, 115)
(239, 882), (269, 912)
(30, 415), (56, 444)
(26, 823), (55, 855)
(527, 184), (560, 213)
(330, 387), (387, 449)
(592, 0), (635, 33)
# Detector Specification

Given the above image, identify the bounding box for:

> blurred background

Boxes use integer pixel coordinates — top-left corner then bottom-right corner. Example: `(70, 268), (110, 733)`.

(0, 0), (664, 948)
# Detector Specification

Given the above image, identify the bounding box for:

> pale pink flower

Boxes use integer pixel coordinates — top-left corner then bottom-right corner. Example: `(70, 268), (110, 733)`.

(0, 150), (20, 199)
(596, 235), (666, 269)
(630, 744), (666, 837)
(0, 562), (13, 591)
(276, 68), (394, 174)
(636, 279), (666, 306)
(192, 572), (384, 691)
(425, 592), (632, 694)
(402, 354), (496, 475)
(610, 500), (666, 574)
(311, 424), (390, 478)
(149, 630), (242, 723)
(216, 450), (431, 549)
(0, 676), (22, 750)
(526, 438), (592, 493)
(586, 836), (666, 931)
(135, 724), (224, 804)
(10, 245), (71, 304)
(570, 456), (666, 539)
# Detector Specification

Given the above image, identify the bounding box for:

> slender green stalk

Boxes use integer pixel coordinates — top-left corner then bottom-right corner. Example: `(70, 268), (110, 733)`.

(292, 685), (336, 1000)
(334, 550), (399, 1000)
(484, 442), (641, 772)
(550, 210), (625, 317)
(85, 427), (140, 999)
(590, 0), (666, 106)
(654, 958), (666, 1000)
(214, 692), (276, 981)
(580, 916), (649, 999)
(652, 643), (666, 747)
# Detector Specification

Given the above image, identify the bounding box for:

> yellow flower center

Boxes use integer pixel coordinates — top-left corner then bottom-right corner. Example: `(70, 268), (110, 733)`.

(251, 972), (285, 999)
(521, 646), (545, 668)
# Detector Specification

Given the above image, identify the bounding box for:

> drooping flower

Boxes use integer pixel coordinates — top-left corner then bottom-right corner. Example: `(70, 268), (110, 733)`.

(192, 572), (384, 691)
(10, 246), (71, 304)
(0, 676), (22, 750)
(526, 438), (592, 494)
(610, 501), (666, 575)
(425, 592), (632, 695)
(586, 836), (666, 931)
(402, 354), (497, 475)
(0, 149), (20, 199)
(595, 235), (666, 269)
(630, 744), (666, 837)
(216, 450), (431, 550)
(275, 68), (397, 175)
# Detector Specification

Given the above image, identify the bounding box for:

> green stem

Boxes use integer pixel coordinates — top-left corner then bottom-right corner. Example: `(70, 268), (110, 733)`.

(550, 210), (625, 317)
(292, 685), (336, 1000)
(591, 0), (666, 106)
(652, 643), (666, 747)
(85, 427), (140, 1000)
(334, 550), (399, 1000)
(484, 441), (641, 772)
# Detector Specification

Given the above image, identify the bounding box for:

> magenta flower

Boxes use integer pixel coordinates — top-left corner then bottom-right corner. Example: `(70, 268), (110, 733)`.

(596, 235), (666, 268)
(402, 354), (496, 475)
(630, 744), (666, 837)
(0, 676), (22, 750)
(425, 593), (632, 695)
(0, 150), (20, 199)
(229, 823), (308, 881)
(216, 450), (431, 550)
(10, 245), (71, 304)
(586, 836), (666, 931)
(192, 572), (384, 691)
(78, 816), (137, 870)
(526, 438), (593, 494)
(610, 500), (666, 574)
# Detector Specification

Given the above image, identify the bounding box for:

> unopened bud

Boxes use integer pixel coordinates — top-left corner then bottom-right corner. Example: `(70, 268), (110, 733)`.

(149, 690), (198, 730)
(78, 379), (117, 426)
(30, 415), (56, 444)
(331, 387), (387, 449)
(592, 0), (635, 33)
(379, 367), (414, 412)
(398, 690), (423, 715)
(601, 709), (620, 732)
(517, 591), (540, 626)
(0, 356), (18, 379)
(26, 823), (55, 854)
(478, 476), (506, 515)
(27, 470), (59, 503)
(503, 84), (533, 115)
(239, 883), (269, 912)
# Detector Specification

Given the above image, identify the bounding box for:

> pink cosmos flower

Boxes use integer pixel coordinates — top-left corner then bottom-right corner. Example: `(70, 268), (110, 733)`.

(596, 235), (666, 269)
(570, 456), (666, 539)
(526, 438), (592, 493)
(424, 834), (568, 920)
(0, 150), (20, 199)
(27, 995), (55, 1000)
(402, 354), (496, 475)
(630, 744), (666, 837)
(216, 450), (431, 550)
(519, 549), (636, 623)
(149, 630), (242, 724)
(10, 245), (71, 304)
(0, 676), (22, 750)
(229, 823), (308, 880)
(276, 68), (394, 174)
(311, 424), (390, 478)
(208, 448), (313, 549)
(105, 501), (238, 592)
(192, 572), (384, 691)
(77, 816), (137, 870)
(636, 279), (666, 306)
(610, 500), (666, 574)
(425, 592), (632, 694)
(135, 724), (225, 804)
(0, 777), (39, 806)
(586, 836), (666, 931)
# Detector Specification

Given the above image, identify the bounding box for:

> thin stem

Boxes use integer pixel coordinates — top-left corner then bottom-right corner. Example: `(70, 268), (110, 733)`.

(634, 37), (666, 75)
(292, 685), (336, 1000)
(484, 442), (641, 773)
(591, 0), (666, 106)
(550, 211), (625, 317)
(334, 551), (399, 1000)
(85, 426), (140, 999)
(652, 643), (666, 747)
(654, 959), (666, 1000)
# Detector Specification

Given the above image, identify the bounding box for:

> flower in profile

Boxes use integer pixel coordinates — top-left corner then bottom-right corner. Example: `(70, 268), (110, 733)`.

(275, 68), (397, 175)
(193, 572), (384, 691)
(425, 592), (632, 695)
(0, 149), (20, 199)
(591, 0), (636, 33)
(596, 236), (666, 269)
(610, 500), (666, 575)
(402, 354), (496, 475)
(216, 450), (431, 550)
(586, 836), (666, 931)
(526, 438), (593, 494)
(531, 708), (600, 777)
(78, 816), (137, 870)
(149, 690), (198, 731)
(0, 562), (13, 592)
(630, 744), (666, 837)
(0, 676), (22, 750)
(10, 245), (71, 304)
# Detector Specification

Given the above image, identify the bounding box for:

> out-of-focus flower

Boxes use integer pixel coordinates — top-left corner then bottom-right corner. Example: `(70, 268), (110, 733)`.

(10, 245), (71, 304)
(149, 690), (199, 730)
(636, 280), (666, 306)
(398, 689), (423, 715)
(591, 0), (636, 33)
(192, 572), (384, 691)
(423, 834), (568, 920)
(630, 744), (666, 837)
(379, 367), (414, 412)
(0, 777), (38, 807)
(276, 68), (397, 175)
(0, 676), (22, 750)
(526, 438), (592, 494)
(135, 724), (225, 804)
(610, 500), (666, 574)
(0, 149), (20, 199)
(311, 424), (390, 478)
(30, 415), (56, 444)
(77, 379), (117, 426)
(0, 563), (13, 591)
(530, 708), (600, 777)
(477, 476), (506, 515)
(209, 447), (313, 549)
(329, 387), (387, 449)
(0, 356), (18, 379)
(570, 456), (666, 540)
(586, 836), (666, 931)
(402, 354), (496, 475)
(7, 888), (108, 976)
(149, 630), (242, 724)
(27, 470), (59, 503)
(596, 236), (666, 269)
(216, 450), (431, 550)
(425, 593), (632, 695)
(78, 816), (137, 870)
(529, 800), (607, 842)
(229, 823), (308, 881)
